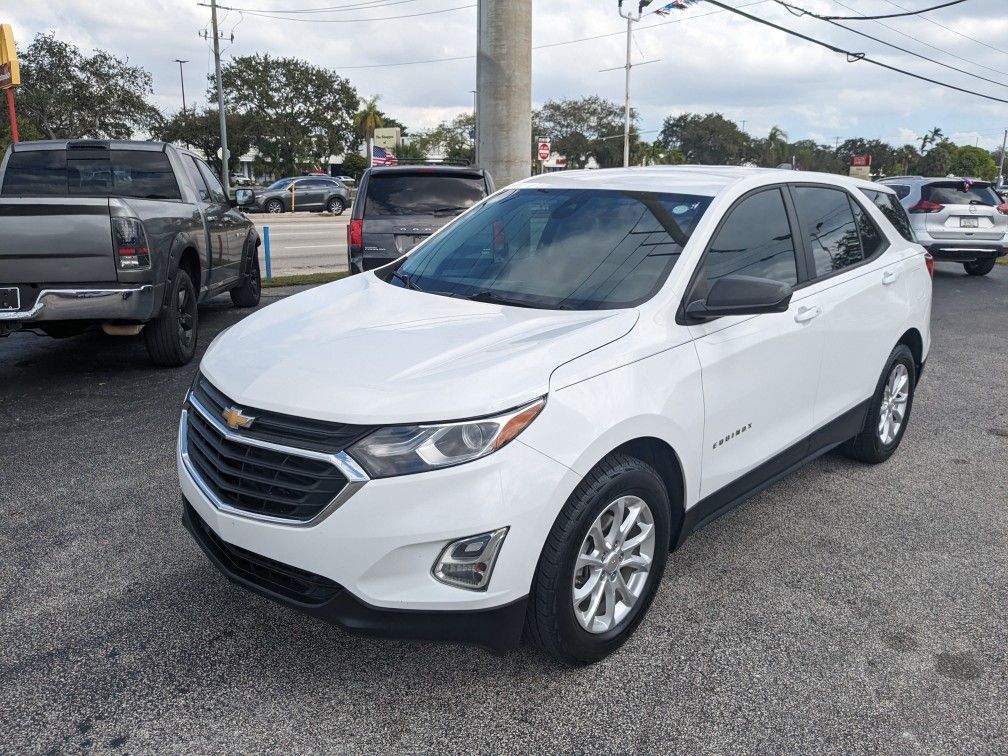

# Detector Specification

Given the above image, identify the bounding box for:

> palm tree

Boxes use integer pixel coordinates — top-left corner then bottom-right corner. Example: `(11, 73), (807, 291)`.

(353, 96), (385, 168)
(765, 125), (788, 167)
(920, 126), (944, 153)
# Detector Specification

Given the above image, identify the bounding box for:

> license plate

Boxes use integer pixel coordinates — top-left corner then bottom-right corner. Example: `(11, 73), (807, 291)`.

(960, 217), (979, 228)
(0, 287), (19, 311)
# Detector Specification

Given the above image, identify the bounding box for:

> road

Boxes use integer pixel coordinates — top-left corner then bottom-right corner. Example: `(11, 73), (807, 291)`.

(250, 212), (349, 276)
(0, 263), (1006, 754)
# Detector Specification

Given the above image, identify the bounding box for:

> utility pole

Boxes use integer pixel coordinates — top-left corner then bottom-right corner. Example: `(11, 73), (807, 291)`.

(470, 89), (478, 166)
(210, 0), (230, 195)
(476, 0), (531, 187)
(603, 2), (658, 168)
(999, 129), (1007, 185)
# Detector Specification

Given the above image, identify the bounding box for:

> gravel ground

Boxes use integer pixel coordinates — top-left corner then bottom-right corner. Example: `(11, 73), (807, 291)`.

(1, 264), (1006, 755)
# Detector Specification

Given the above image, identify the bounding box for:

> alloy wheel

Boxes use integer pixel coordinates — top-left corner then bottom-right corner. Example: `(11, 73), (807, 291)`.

(177, 284), (195, 347)
(572, 495), (655, 634)
(878, 363), (909, 445)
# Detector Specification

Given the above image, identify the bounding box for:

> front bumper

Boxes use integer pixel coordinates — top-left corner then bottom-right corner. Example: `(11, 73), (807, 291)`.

(177, 412), (579, 648)
(0, 284), (157, 323)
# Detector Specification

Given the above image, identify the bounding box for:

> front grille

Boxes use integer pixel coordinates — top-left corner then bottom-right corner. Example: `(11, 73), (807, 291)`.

(184, 377), (365, 522)
(192, 375), (375, 453)
(185, 501), (341, 605)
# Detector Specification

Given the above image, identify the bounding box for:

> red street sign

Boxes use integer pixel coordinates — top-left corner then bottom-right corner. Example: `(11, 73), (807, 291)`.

(537, 142), (550, 161)
(850, 154), (872, 167)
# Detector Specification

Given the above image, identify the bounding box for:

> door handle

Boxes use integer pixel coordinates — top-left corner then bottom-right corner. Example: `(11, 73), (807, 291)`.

(882, 269), (898, 285)
(794, 305), (822, 323)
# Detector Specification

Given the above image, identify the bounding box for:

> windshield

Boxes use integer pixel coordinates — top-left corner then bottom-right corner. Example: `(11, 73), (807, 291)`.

(266, 178), (295, 191)
(922, 181), (1000, 206)
(383, 187), (712, 310)
(365, 172), (487, 217)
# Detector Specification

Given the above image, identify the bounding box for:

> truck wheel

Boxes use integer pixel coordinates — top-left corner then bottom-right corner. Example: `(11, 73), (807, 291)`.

(525, 454), (671, 666)
(144, 268), (198, 367)
(963, 259), (995, 276)
(230, 251), (261, 308)
(326, 197), (345, 215)
(265, 199), (284, 214)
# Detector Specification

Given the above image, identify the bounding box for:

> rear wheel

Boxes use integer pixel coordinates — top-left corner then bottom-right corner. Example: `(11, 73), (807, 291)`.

(841, 344), (916, 464)
(144, 268), (198, 367)
(963, 258), (995, 276)
(526, 454), (670, 666)
(230, 249), (261, 308)
(326, 197), (345, 215)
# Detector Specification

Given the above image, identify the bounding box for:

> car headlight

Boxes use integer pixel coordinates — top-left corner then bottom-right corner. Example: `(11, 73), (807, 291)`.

(348, 398), (545, 478)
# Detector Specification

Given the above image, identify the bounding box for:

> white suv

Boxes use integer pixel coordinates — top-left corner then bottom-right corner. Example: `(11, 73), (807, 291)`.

(178, 167), (932, 665)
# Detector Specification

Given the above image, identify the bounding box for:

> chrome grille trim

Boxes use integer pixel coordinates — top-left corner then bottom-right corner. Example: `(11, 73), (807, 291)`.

(180, 393), (370, 528)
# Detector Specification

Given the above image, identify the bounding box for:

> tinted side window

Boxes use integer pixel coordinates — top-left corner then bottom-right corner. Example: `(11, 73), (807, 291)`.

(702, 188), (798, 287)
(194, 159), (227, 204)
(1, 150), (67, 196)
(891, 184), (910, 200)
(849, 196), (887, 259)
(182, 156), (210, 202)
(793, 186), (862, 278)
(862, 189), (915, 242)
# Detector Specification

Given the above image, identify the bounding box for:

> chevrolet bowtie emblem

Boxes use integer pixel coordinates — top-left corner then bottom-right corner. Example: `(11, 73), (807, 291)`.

(222, 406), (255, 430)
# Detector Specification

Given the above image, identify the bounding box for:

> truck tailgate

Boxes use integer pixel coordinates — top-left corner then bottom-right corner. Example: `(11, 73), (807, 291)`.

(0, 198), (117, 283)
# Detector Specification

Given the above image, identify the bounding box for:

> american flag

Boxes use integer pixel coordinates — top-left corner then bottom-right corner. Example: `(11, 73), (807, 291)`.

(372, 145), (398, 166)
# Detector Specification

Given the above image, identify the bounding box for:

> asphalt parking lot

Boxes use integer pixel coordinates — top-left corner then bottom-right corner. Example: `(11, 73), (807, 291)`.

(1, 263), (1006, 755)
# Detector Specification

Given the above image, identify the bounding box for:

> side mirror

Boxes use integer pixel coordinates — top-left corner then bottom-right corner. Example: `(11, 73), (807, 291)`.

(686, 274), (793, 321)
(233, 188), (254, 207)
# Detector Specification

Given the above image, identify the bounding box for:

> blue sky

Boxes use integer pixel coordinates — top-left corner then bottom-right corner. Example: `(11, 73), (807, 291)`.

(9, 0), (1008, 149)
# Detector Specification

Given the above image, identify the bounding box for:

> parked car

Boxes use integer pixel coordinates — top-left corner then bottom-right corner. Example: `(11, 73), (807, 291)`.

(0, 139), (261, 365)
(230, 173), (254, 187)
(178, 167), (932, 664)
(346, 165), (494, 273)
(241, 175), (350, 215)
(880, 175), (1007, 276)
(332, 174), (356, 185)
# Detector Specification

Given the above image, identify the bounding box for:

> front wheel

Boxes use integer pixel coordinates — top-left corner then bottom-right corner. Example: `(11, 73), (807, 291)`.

(525, 454), (671, 666)
(841, 344), (916, 464)
(144, 268), (198, 366)
(230, 250), (261, 308)
(963, 259), (996, 276)
(264, 199), (284, 214)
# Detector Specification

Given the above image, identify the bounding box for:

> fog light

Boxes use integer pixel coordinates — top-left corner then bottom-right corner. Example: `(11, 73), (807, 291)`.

(432, 527), (508, 591)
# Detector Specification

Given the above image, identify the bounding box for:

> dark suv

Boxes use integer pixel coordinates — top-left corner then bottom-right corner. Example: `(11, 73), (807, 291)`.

(244, 175), (351, 215)
(347, 166), (494, 273)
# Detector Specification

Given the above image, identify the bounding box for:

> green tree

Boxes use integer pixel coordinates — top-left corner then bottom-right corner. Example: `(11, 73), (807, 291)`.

(341, 152), (368, 179)
(220, 54), (358, 177)
(760, 125), (789, 167)
(394, 139), (428, 162)
(153, 108), (255, 176)
(11, 32), (162, 143)
(657, 113), (751, 165)
(354, 96), (385, 169)
(919, 126), (945, 153)
(950, 145), (998, 180)
(918, 144), (956, 176)
(789, 139), (842, 173)
(412, 113), (474, 164)
(533, 97), (635, 168)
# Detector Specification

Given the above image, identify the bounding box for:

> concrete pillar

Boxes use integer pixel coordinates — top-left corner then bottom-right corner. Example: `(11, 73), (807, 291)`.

(476, 0), (532, 188)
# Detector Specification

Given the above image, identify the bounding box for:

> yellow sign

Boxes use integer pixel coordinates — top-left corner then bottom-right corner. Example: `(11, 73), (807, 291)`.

(0, 24), (20, 89)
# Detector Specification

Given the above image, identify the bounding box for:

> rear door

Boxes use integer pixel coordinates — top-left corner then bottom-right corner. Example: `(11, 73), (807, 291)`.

(192, 157), (243, 286)
(293, 178), (328, 210)
(919, 180), (1006, 242)
(360, 171), (488, 268)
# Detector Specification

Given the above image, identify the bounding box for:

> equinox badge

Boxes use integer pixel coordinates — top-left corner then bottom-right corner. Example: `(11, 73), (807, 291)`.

(222, 406), (255, 430)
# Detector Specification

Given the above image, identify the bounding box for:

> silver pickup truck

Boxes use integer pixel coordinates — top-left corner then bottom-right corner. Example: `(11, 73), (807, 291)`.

(0, 139), (261, 365)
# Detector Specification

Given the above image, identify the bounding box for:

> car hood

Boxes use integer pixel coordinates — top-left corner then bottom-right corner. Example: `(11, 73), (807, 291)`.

(200, 274), (638, 425)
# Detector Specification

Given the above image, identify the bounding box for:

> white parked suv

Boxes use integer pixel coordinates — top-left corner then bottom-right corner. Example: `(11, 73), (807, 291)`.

(178, 167), (932, 665)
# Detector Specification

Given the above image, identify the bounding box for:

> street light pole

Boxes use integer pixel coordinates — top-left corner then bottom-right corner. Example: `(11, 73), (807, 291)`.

(999, 129), (1007, 185)
(173, 59), (189, 114)
(210, 0), (230, 195)
(470, 89), (478, 166)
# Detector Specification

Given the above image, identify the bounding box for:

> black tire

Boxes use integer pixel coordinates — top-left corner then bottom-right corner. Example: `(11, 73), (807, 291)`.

(526, 454), (671, 666)
(963, 258), (996, 276)
(264, 199), (284, 214)
(144, 268), (198, 367)
(230, 248), (261, 308)
(326, 197), (345, 215)
(840, 344), (916, 464)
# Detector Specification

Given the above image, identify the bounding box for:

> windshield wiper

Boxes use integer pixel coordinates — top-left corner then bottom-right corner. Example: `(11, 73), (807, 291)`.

(391, 270), (423, 291)
(463, 290), (574, 309)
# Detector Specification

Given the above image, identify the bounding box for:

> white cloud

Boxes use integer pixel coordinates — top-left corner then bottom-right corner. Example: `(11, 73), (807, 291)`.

(11, 0), (1008, 144)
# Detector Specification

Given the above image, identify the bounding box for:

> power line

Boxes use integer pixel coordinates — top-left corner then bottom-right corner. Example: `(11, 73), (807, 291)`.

(878, 0), (1008, 56)
(329, 0), (771, 69)
(198, 2), (475, 22)
(773, 1), (1008, 90)
(817, 0), (968, 21)
(698, 0), (1008, 105)
(828, 0), (1008, 77)
(216, 0), (425, 13)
